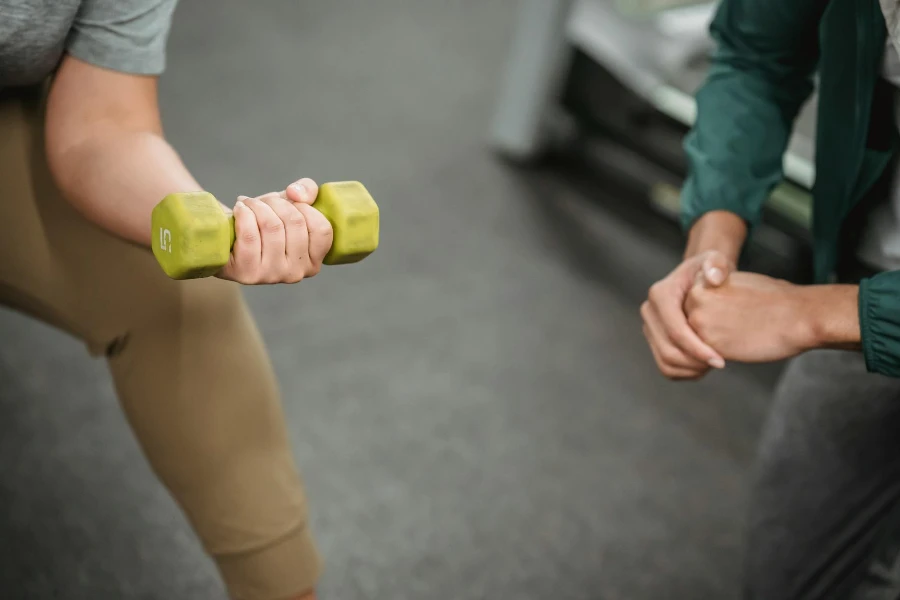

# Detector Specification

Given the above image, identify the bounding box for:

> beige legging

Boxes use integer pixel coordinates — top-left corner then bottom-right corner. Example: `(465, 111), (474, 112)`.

(0, 85), (321, 600)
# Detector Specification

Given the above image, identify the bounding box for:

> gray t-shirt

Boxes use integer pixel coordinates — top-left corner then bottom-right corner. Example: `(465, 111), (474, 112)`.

(0, 0), (178, 89)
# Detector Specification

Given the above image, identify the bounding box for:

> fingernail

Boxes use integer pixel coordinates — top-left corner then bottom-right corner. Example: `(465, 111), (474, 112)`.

(708, 357), (725, 369)
(291, 182), (308, 201)
(233, 200), (246, 213)
(237, 195), (250, 202)
(706, 267), (723, 285)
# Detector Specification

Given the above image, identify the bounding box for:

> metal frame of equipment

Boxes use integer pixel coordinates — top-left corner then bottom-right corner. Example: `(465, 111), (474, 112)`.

(489, 0), (817, 240)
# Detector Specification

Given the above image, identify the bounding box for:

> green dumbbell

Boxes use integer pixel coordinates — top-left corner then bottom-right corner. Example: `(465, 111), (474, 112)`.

(151, 181), (379, 280)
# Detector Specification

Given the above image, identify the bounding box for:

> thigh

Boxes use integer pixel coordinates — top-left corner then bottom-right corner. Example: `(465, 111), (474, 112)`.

(746, 350), (900, 600)
(0, 85), (223, 354)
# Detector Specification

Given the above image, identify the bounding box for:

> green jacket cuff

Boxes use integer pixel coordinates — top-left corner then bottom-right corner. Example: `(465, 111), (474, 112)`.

(859, 272), (900, 378)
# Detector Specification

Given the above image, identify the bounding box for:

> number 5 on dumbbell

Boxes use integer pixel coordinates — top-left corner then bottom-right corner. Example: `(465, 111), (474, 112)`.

(151, 181), (379, 280)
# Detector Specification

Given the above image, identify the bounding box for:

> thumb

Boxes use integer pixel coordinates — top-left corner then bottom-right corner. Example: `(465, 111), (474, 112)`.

(701, 252), (732, 287)
(285, 178), (319, 206)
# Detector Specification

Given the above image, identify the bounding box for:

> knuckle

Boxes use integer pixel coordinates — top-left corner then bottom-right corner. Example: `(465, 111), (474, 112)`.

(669, 328), (689, 348)
(239, 229), (260, 245)
(262, 218), (285, 235)
(313, 220), (334, 238)
(235, 271), (259, 285)
(259, 268), (282, 285)
(284, 263), (306, 283)
(687, 310), (703, 330)
(288, 210), (306, 226)
(659, 346), (682, 366)
(237, 268), (265, 286)
(240, 234), (260, 247)
(649, 281), (673, 305)
(239, 267), (261, 284)
(640, 301), (650, 320)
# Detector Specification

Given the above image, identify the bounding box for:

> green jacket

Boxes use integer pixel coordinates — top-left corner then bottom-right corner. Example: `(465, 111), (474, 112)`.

(681, 0), (900, 376)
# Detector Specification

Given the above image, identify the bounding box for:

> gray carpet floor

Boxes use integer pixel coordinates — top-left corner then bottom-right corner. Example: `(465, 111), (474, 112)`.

(0, 1), (784, 598)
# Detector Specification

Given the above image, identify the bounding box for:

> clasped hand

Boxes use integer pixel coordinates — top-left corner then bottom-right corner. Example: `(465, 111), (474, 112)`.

(641, 251), (816, 380)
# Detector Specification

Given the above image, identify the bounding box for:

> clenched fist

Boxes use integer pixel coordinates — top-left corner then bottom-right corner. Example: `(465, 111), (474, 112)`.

(217, 178), (334, 285)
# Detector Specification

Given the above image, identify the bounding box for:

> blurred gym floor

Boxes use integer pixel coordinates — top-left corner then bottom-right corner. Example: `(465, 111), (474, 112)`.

(0, 1), (783, 598)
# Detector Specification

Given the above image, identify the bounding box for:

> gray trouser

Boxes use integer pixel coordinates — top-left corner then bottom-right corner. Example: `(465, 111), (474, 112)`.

(747, 350), (900, 599)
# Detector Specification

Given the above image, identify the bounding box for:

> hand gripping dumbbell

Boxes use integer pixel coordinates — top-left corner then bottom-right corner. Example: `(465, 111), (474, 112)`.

(151, 181), (379, 279)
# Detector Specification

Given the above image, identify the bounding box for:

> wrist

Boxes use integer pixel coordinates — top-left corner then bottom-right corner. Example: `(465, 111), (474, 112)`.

(684, 211), (747, 265)
(795, 284), (861, 351)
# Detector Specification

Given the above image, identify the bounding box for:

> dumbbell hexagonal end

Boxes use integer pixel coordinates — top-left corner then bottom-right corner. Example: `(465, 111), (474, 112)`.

(316, 181), (380, 265)
(151, 192), (233, 280)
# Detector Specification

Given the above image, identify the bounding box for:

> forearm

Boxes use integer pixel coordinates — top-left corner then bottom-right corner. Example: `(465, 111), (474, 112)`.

(684, 210), (748, 264)
(48, 128), (202, 247)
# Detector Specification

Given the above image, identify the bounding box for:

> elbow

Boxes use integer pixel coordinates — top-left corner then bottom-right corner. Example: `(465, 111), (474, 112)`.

(43, 97), (102, 202)
(44, 84), (164, 203)
(44, 125), (85, 203)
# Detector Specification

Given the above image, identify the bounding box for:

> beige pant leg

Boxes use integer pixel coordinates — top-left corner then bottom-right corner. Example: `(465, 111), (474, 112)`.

(0, 86), (321, 600)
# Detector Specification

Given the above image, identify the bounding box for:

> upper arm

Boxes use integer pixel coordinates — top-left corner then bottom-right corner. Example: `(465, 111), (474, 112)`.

(47, 56), (163, 153)
(707, 0), (824, 98)
(46, 0), (177, 159)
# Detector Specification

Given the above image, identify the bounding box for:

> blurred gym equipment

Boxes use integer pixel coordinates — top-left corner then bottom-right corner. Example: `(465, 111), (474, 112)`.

(490, 0), (817, 277)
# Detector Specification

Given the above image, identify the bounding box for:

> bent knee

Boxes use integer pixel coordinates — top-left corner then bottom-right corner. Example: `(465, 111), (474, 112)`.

(94, 277), (249, 358)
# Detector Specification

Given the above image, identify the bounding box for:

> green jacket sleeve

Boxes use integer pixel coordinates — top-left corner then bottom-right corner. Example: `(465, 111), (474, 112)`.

(680, 0), (823, 232)
(859, 272), (900, 377)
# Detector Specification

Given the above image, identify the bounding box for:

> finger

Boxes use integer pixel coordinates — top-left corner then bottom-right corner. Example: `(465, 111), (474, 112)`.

(685, 278), (702, 314)
(643, 325), (706, 380)
(264, 195), (310, 273)
(245, 197), (287, 282)
(259, 194), (311, 283)
(642, 302), (709, 370)
(256, 191), (283, 203)
(642, 301), (708, 370)
(653, 296), (725, 369)
(284, 178), (319, 206)
(295, 204), (333, 269)
(701, 251), (732, 287)
(223, 199), (261, 282)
